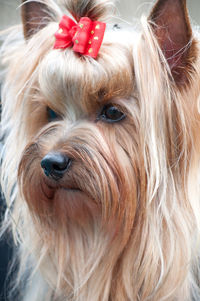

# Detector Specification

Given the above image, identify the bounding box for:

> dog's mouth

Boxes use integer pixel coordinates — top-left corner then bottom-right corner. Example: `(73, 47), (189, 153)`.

(34, 176), (100, 227)
(41, 175), (88, 201)
(62, 187), (82, 192)
(55, 186), (86, 201)
(58, 186), (84, 197)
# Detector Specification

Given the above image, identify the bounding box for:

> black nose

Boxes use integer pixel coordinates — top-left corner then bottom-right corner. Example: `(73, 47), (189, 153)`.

(41, 152), (71, 179)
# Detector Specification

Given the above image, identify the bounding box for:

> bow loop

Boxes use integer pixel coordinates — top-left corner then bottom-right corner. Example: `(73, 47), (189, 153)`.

(54, 16), (106, 58)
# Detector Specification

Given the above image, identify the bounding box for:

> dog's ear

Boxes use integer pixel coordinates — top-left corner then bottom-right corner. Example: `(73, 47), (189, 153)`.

(21, 0), (50, 40)
(149, 0), (196, 84)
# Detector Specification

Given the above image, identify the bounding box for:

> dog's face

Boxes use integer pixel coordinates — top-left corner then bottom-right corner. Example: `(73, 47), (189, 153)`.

(1, 0), (200, 300)
(19, 23), (137, 235)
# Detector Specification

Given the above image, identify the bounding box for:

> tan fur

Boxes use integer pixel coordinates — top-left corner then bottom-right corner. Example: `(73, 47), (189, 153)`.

(1, 0), (200, 300)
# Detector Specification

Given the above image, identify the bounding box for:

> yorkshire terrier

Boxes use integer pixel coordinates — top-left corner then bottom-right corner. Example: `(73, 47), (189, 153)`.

(1, 0), (200, 300)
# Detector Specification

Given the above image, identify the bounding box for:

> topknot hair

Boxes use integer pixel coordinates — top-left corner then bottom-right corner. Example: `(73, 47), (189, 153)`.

(61, 0), (116, 21)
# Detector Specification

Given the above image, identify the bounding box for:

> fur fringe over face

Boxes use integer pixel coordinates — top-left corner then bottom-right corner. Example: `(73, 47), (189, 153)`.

(1, 0), (200, 300)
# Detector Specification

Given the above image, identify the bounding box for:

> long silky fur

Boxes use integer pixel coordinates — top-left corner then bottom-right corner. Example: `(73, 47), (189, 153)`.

(1, 0), (200, 301)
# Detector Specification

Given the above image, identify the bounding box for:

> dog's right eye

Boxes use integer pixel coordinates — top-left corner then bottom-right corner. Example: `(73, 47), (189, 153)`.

(98, 104), (126, 123)
(47, 107), (61, 122)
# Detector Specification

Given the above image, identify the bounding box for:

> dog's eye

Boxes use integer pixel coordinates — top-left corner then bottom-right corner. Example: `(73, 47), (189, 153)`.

(98, 104), (125, 123)
(47, 107), (61, 122)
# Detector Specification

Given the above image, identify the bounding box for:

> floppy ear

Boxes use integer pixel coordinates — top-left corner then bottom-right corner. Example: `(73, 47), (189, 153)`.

(21, 0), (50, 39)
(149, 0), (197, 84)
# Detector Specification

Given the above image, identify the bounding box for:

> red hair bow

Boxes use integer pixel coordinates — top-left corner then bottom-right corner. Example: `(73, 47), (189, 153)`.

(54, 15), (106, 58)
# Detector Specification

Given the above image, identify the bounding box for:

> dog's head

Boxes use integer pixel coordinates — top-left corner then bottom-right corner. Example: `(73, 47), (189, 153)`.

(1, 0), (200, 300)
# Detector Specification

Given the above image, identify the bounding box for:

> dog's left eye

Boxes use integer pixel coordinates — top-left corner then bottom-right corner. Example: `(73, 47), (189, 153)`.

(98, 104), (125, 123)
(47, 107), (61, 122)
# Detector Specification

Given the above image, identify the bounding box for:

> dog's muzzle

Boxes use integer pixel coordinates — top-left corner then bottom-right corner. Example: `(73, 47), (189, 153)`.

(41, 152), (72, 180)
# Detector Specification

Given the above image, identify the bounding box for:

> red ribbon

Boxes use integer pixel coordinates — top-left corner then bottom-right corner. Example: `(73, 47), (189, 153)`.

(54, 15), (106, 59)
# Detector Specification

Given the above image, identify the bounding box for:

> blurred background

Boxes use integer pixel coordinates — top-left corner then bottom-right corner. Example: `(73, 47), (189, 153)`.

(0, 0), (200, 301)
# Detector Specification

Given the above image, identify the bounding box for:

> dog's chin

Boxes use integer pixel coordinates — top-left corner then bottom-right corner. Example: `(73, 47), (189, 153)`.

(43, 176), (89, 201)
(54, 188), (100, 225)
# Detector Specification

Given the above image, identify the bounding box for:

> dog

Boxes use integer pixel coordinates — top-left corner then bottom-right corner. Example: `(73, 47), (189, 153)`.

(1, 0), (200, 300)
